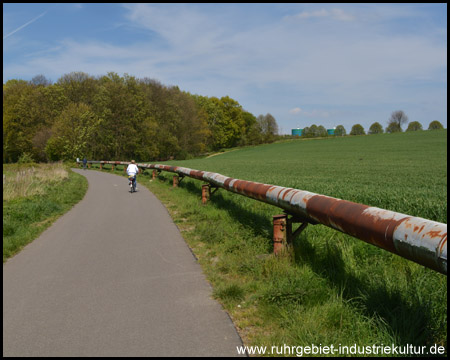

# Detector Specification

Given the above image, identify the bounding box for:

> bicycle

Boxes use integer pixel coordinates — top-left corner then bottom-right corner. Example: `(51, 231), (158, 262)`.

(128, 175), (137, 193)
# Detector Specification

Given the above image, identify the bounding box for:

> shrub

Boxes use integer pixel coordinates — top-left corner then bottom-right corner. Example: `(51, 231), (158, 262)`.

(17, 153), (35, 164)
(386, 122), (402, 133)
(406, 121), (423, 131)
(334, 125), (346, 136)
(350, 124), (365, 135)
(428, 120), (444, 130)
(368, 122), (384, 134)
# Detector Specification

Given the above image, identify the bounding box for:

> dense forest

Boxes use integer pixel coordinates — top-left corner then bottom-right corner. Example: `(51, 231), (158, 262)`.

(3, 72), (279, 163)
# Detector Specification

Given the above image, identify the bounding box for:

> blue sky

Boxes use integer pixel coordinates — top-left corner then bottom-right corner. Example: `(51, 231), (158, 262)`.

(3, 3), (447, 133)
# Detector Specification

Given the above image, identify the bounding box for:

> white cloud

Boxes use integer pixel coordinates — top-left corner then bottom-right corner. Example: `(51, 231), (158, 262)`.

(331, 8), (355, 22)
(285, 8), (355, 22)
(122, 3), (224, 56)
(290, 108), (331, 118)
(295, 9), (329, 19)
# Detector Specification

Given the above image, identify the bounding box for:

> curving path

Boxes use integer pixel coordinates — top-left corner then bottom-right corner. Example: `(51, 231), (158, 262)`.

(3, 169), (245, 357)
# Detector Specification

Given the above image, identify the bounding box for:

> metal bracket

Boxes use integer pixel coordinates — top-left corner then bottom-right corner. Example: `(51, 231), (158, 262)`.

(284, 212), (316, 244)
(210, 186), (219, 196)
(291, 222), (308, 240)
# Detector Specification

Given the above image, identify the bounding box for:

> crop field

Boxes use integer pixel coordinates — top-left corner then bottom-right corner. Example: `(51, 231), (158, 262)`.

(141, 130), (446, 354)
(169, 130), (447, 224)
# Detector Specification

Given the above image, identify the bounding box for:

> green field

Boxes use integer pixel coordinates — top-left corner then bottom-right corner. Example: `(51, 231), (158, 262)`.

(166, 130), (447, 223)
(141, 130), (447, 355)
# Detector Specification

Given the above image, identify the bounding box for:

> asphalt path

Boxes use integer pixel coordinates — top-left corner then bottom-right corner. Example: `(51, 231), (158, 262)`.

(3, 169), (245, 357)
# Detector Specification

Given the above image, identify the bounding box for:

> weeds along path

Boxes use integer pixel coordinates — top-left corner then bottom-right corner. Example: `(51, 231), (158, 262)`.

(3, 169), (244, 357)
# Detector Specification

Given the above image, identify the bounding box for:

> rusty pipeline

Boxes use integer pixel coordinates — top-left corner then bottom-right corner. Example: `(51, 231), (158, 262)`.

(85, 160), (447, 275)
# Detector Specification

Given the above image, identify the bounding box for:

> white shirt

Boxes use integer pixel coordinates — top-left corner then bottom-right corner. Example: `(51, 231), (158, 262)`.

(127, 164), (139, 176)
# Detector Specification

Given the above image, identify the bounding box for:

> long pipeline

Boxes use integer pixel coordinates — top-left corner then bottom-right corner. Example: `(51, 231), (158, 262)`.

(88, 161), (448, 275)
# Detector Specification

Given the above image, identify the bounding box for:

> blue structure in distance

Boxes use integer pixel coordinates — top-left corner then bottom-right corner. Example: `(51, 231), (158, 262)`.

(291, 128), (336, 136)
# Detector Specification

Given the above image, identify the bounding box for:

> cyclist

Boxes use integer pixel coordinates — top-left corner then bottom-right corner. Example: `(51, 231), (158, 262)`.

(126, 160), (139, 191)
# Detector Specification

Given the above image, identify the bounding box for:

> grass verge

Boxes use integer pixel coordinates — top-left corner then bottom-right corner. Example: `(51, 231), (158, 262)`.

(3, 163), (88, 262)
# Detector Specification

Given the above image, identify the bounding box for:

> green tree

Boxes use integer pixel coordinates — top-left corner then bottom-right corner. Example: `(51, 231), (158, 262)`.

(302, 124), (320, 138)
(220, 96), (246, 144)
(240, 111), (261, 145)
(368, 122), (384, 134)
(172, 89), (210, 158)
(428, 120), (444, 130)
(334, 125), (346, 136)
(56, 71), (98, 106)
(257, 113), (279, 143)
(191, 95), (225, 150)
(4, 71), (257, 162)
(387, 110), (408, 132)
(3, 80), (35, 162)
(309, 124), (319, 137)
(4, 76), (70, 162)
(406, 121), (423, 131)
(45, 103), (101, 160)
(317, 125), (328, 137)
(29, 83), (68, 161)
(302, 126), (311, 138)
(191, 95), (237, 150)
(386, 122), (401, 133)
(94, 72), (152, 160)
(350, 124), (365, 135)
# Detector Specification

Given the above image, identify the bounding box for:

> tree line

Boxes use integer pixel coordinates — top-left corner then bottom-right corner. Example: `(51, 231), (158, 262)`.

(3, 72), (279, 163)
(294, 110), (444, 138)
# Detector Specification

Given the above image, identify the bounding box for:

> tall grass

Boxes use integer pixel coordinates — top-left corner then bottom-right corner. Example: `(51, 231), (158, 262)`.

(3, 163), (88, 261)
(133, 130), (447, 356)
(3, 163), (69, 201)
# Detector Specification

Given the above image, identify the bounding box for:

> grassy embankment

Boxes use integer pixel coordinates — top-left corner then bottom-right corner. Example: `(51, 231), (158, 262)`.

(3, 163), (88, 262)
(93, 130), (447, 355)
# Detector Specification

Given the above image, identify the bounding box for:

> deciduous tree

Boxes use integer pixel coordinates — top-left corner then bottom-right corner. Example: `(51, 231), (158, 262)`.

(334, 125), (346, 136)
(388, 110), (408, 132)
(428, 120), (444, 130)
(45, 103), (100, 160)
(406, 121), (423, 131)
(368, 122), (384, 134)
(350, 124), (365, 135)
(257, 113), (279, 143)
(386, 122), (401, 133)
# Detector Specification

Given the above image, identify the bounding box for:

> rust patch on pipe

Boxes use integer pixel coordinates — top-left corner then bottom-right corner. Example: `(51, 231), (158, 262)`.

(306, 195), (409, 253)
(189, 170), (205, 180)
(223, 177), (236, 188)
(426, 230), (447, 239)
(240, 182), (272, 201)
(281, 188), (294, 200)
